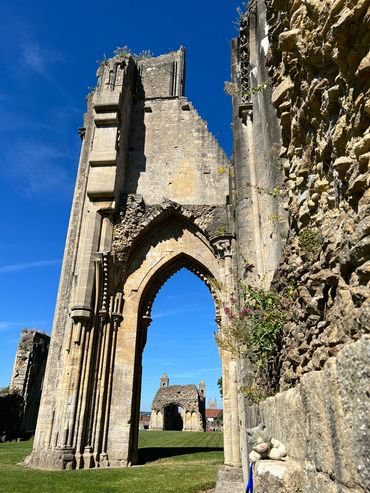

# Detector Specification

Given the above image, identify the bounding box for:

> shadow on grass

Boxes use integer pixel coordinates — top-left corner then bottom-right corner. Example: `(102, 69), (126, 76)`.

(138, 447), (223, 464)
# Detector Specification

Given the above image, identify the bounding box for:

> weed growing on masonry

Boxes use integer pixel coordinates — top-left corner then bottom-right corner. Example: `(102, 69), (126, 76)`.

(233, 2), (249, 30)
(224, 79), (271, 100)
(256, 185), (282, 198)
(267, 213), (284, 223)
(97, 46), (154, 66)
(299, 227), (322, 260)
(239, 385), (274, 404)
(215, 226), (226, 236)
(215, 283), (295, 381)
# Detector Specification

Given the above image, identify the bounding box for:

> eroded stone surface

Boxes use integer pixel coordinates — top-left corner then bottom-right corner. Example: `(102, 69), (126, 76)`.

(27, 49), (241, 471)
(262, 0), (370, 390)
(10, 329), (50, 435)
(248, 336), (370, 493)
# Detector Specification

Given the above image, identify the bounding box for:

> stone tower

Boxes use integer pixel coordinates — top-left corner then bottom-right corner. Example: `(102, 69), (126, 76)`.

(28, 48), (241, 470)
(199, 380), (206, 398)
(160, 373), (169, 388)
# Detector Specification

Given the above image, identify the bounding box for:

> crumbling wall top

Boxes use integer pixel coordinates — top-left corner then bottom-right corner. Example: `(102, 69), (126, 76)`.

(137, 47), (185, 99)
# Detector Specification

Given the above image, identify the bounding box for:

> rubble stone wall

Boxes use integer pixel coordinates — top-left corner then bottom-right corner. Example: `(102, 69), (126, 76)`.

(150, 383), (205, 432)
(264, 0), (370, 389)
(0, 329), (50, 439)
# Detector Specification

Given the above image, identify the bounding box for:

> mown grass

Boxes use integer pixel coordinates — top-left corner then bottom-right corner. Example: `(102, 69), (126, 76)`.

(0, 431), (223, 493)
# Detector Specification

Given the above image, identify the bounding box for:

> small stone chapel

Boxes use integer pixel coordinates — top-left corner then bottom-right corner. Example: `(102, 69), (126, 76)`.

(149, 374), (206, 431)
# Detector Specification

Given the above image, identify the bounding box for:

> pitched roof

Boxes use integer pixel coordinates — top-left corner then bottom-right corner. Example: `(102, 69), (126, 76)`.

(206, 409), (222, 419)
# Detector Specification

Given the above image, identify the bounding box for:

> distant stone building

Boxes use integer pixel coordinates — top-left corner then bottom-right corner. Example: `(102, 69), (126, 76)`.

(138, 412), (151, 430)
(206, 398), (222, 430)
(208, 398), (217, 409)
(149, 374), (206, 431)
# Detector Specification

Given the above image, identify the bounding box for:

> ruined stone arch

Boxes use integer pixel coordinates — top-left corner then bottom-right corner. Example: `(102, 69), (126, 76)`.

(163, 403), (184, 431)
(28, 48), (241, 471)
(109, 214), (227, 465)
(139, 251), (220, 320)
(150, 376), (206, 433)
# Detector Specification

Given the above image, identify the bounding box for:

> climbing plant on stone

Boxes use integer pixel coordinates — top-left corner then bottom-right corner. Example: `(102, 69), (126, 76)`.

(216, 283), (295, 399)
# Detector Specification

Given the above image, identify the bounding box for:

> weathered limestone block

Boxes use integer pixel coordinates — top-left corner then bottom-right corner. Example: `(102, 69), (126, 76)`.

(248, 336), (370, 493)
(271, 77), (294, 107)
(278, 29), (300, 52)
(254, 460), (306, 493)
(215, 466), (245, 493)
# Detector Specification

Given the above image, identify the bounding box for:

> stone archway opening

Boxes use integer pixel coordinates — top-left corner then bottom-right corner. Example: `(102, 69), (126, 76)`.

(135, 265), (221, 457)
(164, 404), (184, 431)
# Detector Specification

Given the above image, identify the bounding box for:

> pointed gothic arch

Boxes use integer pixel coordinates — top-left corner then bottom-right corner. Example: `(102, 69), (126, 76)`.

(108, 214), (227, 466)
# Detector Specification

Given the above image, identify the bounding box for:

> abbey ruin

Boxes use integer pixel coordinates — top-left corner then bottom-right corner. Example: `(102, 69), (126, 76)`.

(26, 0), (369, 491)
(149, 374), (206, 432)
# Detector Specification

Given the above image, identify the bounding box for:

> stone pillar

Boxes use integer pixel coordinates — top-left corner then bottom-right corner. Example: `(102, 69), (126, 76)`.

(230, 0), (287, 481)
(106, 296), (139, 466)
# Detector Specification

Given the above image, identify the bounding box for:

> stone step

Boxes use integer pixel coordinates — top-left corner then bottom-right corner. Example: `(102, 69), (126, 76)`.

(215, 466), (245, 493)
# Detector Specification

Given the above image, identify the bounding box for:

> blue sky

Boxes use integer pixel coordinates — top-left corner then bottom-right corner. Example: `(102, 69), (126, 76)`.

(0, 0), (241, 408)
(141, 268), (221, 411)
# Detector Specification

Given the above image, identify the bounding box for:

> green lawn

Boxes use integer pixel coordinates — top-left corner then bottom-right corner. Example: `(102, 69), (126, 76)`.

(0, 431), (223, 493)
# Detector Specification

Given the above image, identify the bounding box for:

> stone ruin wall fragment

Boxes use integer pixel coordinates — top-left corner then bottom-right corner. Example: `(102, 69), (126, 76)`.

(27, 48), (243, 470)
(233, 0), (370, 490)
(265, 0), (370, 390)
(149, 383), (205, 432)
(0, 329), (50, 439)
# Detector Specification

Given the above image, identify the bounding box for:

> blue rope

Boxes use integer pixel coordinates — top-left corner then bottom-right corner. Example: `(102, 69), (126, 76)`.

(246, 462), (253, 493)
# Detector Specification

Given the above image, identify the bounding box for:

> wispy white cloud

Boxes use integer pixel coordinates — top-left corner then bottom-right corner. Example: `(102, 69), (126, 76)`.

(153, 303), (203, 319)
(0, 11), (73, 103)
(19, 41), (63, 81)
(0, 259), (60, 274)
(0, 320), (50, 330)
(3, 140), (73, 196)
